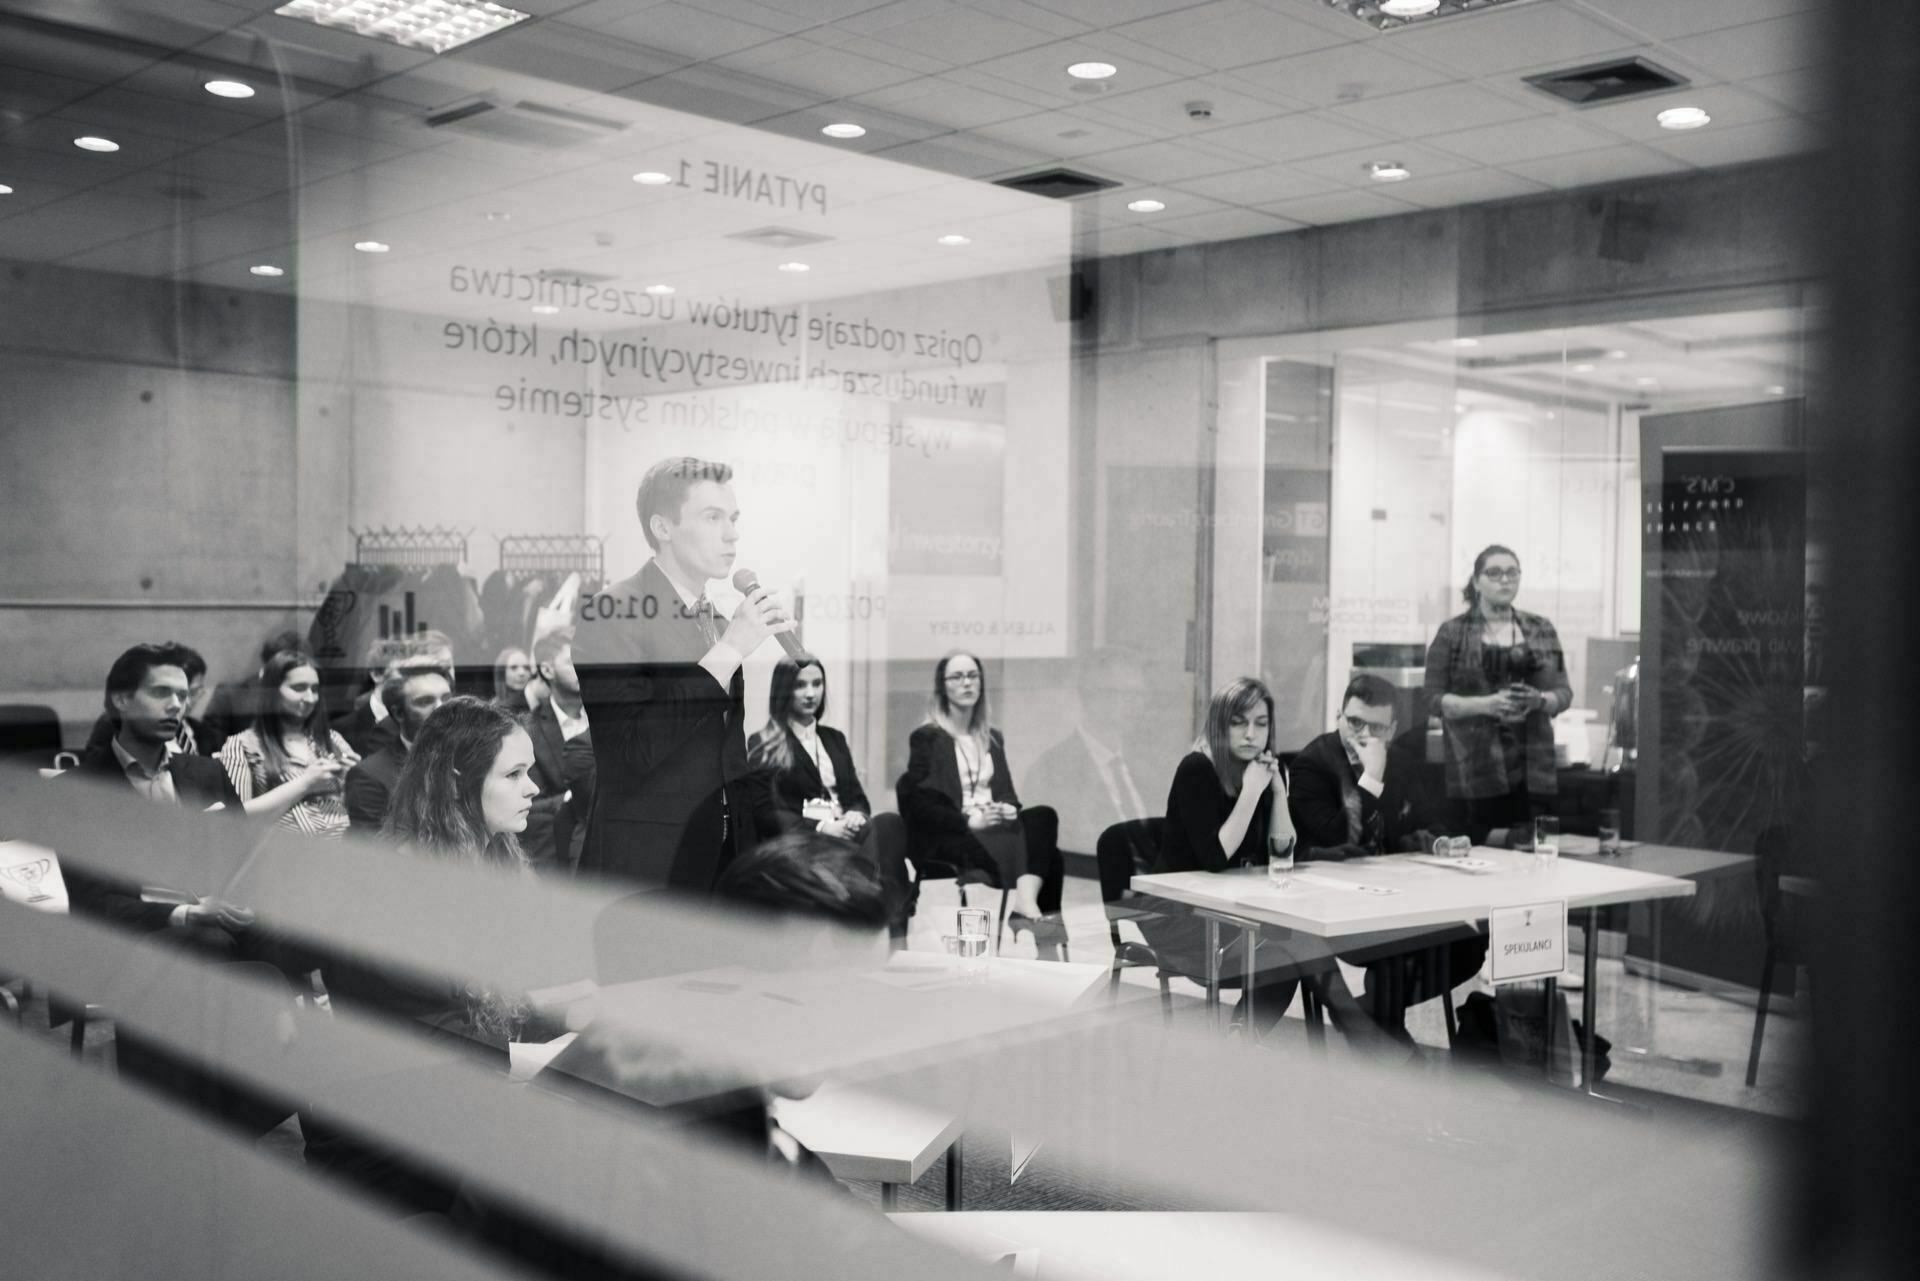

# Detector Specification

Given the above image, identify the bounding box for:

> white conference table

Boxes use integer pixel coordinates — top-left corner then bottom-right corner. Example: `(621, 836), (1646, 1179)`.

(1133, 849), (1698, 1086)
(892, 1211), (1511, 1281)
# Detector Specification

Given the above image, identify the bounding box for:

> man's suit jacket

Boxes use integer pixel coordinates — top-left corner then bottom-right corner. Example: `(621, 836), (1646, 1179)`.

(1287, 730), (1435, 858)
(332, 692), (399, 759)
(747, 723), (869, 836)
(574, 560), (755, 892)
(62, 742), (243, 932)
(524, 699), (595, 872)
(344, 742), (407, 833)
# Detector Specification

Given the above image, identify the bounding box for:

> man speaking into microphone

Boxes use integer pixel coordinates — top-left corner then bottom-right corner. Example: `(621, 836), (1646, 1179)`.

(574, 456), (793, 893)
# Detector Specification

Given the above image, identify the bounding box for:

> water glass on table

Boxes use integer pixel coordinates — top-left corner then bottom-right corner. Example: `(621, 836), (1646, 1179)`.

(1431, 834), (1472, 859)
(942, 932), (989, 977)
(1597, 808), (1622, 856)
(1268, 835), (1296, 888)
(1532, 815), (1559, 860)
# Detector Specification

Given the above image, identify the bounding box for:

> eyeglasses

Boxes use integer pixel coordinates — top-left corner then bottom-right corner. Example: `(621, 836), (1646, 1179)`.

(1480, 567), (1521, 582)
(1343, 716), (1394, 738)
(943, 672), (981, 685)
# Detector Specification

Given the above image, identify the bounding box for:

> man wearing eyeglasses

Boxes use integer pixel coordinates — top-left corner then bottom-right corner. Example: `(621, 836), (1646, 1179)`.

(1288, 673), (1488, 1039)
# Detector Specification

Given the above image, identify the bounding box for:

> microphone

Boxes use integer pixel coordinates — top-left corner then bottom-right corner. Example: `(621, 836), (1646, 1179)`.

(730, 567), (806, 660)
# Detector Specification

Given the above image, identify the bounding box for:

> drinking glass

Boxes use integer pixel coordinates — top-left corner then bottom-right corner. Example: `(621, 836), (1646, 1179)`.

(1533, 815), (1559, 859)
(1268, 835), (1296, 888)
(1597, 809), (1622, 856)
(956, 907), (991, 940)
(1449, 835), (1472, 859)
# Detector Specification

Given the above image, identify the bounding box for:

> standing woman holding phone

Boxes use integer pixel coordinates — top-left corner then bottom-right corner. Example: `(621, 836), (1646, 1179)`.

(1424, 545), (1574, 845)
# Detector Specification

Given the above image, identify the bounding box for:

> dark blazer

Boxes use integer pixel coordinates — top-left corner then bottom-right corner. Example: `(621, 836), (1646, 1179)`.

(524, 699), (595, 871)
(1287, 731), (1435, 859)
(83, 710), (223, 758)
(344, 742), (407, 833)
(62, 741), (243, 932)
(901, 723), (1017, 837)
(747, 723), (869, 836)
(574, 560), (755, 892)
(331, 692), (399, 759)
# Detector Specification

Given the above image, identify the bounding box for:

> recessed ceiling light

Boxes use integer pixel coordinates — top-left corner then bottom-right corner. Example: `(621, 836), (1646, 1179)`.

(484, 210), (512, 222)
(1380, 0), (1441, 14)
(203, 79), (255, 99)
(249, 264), (285, 277)
(1573, 363), (1595, 373)
(821, 122), (866, 139)
(1454, 403), (1466, 413)
(1067, 61), (1117, 80)
(1451, 338), (1478, 348)
(644, 284), (675, 296)
(937, 234), (972, 246)
(1635, 376), (1659, 386)
(632, 171), (673, 186)
(272, 0), (530, 55)
(74, 136), (119, 152)
(353, 240), (390, 254)
(1126, 198), (1166, 213)
(1765, 384), (1787, 395)
(778, 261), (810, 273)
(0, 184), (13, 195)
(1607, 349), (1629, 359)
(531, 304), (559, 315)
(1367, 160), (1412, 182)
(1657, 106), (1712, 130)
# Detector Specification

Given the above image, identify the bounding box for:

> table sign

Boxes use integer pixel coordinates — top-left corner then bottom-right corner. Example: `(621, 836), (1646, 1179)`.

(0, 841), (68, 914)
(1489, 900), (1567, 984)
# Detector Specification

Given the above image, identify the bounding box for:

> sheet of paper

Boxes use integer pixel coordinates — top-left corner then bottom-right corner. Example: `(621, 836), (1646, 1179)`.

(1405, 855), (1502, 874)
(0, 841), (68, 914)
(1489, 900), (1568, 984)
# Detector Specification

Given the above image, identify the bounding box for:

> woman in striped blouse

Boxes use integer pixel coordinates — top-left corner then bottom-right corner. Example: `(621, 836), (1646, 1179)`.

(218, 647), (358, 837)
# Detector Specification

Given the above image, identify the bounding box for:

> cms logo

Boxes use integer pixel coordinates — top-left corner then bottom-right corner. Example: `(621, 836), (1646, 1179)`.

(1684, 475), (1738, 496)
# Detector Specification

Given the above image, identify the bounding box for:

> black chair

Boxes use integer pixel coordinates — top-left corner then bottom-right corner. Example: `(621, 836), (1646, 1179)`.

(0, 704), (64, 766)
(894, 773), (1012, 948)
(1093, 818), (1174, 1021)
(1747, 825), (1812, 1086)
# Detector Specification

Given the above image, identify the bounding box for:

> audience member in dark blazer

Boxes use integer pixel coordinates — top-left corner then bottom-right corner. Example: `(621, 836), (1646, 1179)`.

(1290, 673), (1489, 1032)
(522, 628), (595, 872)
(331, 631), (457, 757)
(81, 640), (221, 758)
(343, 665), (452, 833)
(747, 654), (910, 936)
(574, 458), (791, 893)
(899, 652), (1064, 945)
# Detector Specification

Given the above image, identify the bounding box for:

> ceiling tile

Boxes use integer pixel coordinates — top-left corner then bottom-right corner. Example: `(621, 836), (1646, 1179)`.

(860, 7), (1064, 64)
(655, 0), (822, 34)
(1741, 69), (1824, 115)
(1502, 141), (1689, 188)
(755, 0), (896, 20)
(1226, 41), (1452, 109)
(1148, 205), (1304, 241)
(875, 132), (1048, 179)
(978, 108), (1160, 159)
(1178, 163), (1346, 203)
(1426, 114), (1619, 166)
(1574, 0), (1827, 43)
(964, 0), (1097, 39)
(960, 34), (1211, 108)
(719, 40), (925, 98)
(1032, 0), (1218, 26)
(1077, 137), (1258, 182)
(588, 2), (791, 62)
(1198, 110), (1389, 163)
(1330, 82), (1538, 138)
(1574, 84), (1789, 143)
(829, 0), (967, 37)
(1076, 74), (1303, 134)
(1647, 115), (1824, 167)
(1385, 167), (1549, 209)
(848, 75), (1049, 129)
(1382, 4), (1640, 78)
(1082, 185), (1233, 223)
(1072, 222), (1193, 258)
(471, 22), (691, 92)
(1253, 187), (1417, 225)
(830, 34), (953, 75)
(1663, 15), (1830, 81)
(751, 101), (948, 150)
(1287, 139), (1481, 188)
(1110, 1), (1350, 74)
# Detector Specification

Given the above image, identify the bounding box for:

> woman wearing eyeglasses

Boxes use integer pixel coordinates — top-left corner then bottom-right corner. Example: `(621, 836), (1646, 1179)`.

(1423, 545), (1573, 844)
(899, 651), (1064, 947)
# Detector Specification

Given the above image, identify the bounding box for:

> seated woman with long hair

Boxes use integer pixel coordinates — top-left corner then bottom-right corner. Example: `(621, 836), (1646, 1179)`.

(899, 651), (1064, 952)
(748, 654), (912, 939)
(218, 647), (358, 836)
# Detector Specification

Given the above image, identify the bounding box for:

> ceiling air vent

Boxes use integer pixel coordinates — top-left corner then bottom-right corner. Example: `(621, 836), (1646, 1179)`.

(725, 226), (834, 249)
(426, 98), (627, 149)
(1525, 57), (1690, 107)
(1323, 0), (1536, 34)
(993, 168), (1120, 200)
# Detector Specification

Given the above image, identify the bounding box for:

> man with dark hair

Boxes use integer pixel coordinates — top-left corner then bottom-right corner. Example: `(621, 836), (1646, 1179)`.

(64, 643), (248, 935)
(575, 456), (792, 892)
(82, 640), (219, 758)
(343, 664), (453, 832)
(1289, 672), (1488, 1038)
(523, 627), (595, 872)
(334, 631), (456, 756)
